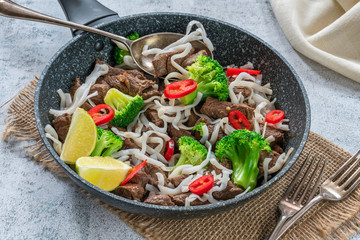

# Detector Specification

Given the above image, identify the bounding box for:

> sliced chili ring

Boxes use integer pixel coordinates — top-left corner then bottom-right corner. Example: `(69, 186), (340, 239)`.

(121, 160), (147, 186)
(164, 79), (197, 99)
(226, 68), (261, 76)
(164, 139), (175, 161)
(189, 175), (214, 195)
(265, 110), (285, 124)
(228, 110), (251, 130)
(88, 104), (115, 126)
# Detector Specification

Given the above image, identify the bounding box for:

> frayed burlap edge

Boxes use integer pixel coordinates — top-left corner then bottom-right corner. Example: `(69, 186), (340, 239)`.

(3, 78), (360, 240)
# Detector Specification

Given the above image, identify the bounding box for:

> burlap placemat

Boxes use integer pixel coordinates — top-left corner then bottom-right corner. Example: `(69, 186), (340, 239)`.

(3, 78), (360, 240)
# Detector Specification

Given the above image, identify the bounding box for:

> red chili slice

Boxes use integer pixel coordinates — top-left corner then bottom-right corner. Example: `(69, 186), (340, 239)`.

(121, 160), (147, 186)
(226, 68), (261, 76)
(164, 139), (175, 161)
(228, 110), (251, 130)
(164, 79), (197, 99)
(88, 104), (115, 126)
(189, 175), (214, 195)
(265, 110), (285, 124)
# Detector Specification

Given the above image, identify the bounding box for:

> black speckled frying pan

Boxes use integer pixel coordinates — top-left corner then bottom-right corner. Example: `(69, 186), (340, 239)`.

(32, 0), (310, 218)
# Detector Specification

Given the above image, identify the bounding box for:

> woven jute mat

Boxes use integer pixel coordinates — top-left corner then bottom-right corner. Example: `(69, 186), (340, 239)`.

(3, 78), (360, 240)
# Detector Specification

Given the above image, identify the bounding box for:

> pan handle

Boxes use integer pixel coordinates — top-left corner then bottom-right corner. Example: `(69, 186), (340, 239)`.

(58, 0), (119, 36)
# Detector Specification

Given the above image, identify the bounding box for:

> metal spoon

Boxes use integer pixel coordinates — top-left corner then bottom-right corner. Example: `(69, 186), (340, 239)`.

(0, 0), (213, 77)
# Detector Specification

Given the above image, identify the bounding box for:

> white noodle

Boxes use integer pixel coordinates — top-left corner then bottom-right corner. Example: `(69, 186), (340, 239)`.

(199, 124), (209, 144)
(263, 157), (272, 183)
(268, 147), (294, 174)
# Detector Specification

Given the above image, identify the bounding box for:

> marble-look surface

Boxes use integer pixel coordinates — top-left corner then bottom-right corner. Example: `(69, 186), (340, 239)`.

(0, 0), (359, 239)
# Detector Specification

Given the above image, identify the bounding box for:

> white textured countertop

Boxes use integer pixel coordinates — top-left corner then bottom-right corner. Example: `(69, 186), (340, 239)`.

(0, 0), (359, 239)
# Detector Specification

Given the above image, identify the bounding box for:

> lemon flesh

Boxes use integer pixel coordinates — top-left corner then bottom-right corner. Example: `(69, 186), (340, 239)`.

(60, 108), (97, 164)
(76, 156), (132, 191)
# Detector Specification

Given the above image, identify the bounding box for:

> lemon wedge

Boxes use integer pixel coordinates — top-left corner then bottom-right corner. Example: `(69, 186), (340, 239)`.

(76, 156), (132, 191)
(60, 108), (97, 164)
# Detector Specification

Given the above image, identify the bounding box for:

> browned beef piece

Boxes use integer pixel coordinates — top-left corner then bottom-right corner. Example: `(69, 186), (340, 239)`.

(88, 84), (110, 105)
(145, 109), (164, 127)
(185, 110), (200, 127)
(152, 53), (169, 78)
(80, 102), (93, 111)
(272, 144), (284, 154)
(69, 78), (82, 99)
(169, 174), (189, 187)
(128, 168), (149, 188)
(212, 181), (244, 200)
(144, 194), (175, 206)
(122, 138), (140, 150)
(208, 158), (233, 175)
(52, 113), (72, 142)
(260, 123), (285, 146)
(167, 47), (195, 73)
(114, 183), (145, 201)
(144, 163), (169, 186)
(258, 150), (281, 175)
(200, 97), (254, 120)
(168, 124), (195, 148)
(233, 86), (251, 98)
(181, 50), (208, 68)
(95, 61), (160, 100)
(170, 192), (209, 206)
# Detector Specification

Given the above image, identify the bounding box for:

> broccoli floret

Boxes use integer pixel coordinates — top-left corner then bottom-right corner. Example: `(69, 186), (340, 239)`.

(215, 129), (271, 191)
(192, 122), (206, 136)
(91, 127), (124, 157)
(173, 136), (208, 170)
(186, 55), (229, 103)
(104, 88), (144, 127)
(114, 32), (139, 65)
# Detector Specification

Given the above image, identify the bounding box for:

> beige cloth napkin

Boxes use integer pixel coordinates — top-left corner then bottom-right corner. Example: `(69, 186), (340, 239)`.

(270, 0), (360, 83)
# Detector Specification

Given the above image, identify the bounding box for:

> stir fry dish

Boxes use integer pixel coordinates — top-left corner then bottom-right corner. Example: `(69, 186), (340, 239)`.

(45, 21), (293, 206)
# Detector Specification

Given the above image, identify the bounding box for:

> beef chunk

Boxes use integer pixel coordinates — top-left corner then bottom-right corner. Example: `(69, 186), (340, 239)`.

(145, 109), (164, 127)
(260, 123), (285, 146)
(181, 50), (208, 68)
(88, 84), (110, 105)
(208, 158), (233, 175)
(95, 61), (160, 100)
(258, 150), (281, 175)
(170, 192), (209, 206)
(233, 86), (251, 98)
(114, 183), (145, 201)
(200, 97), (254, 120)
(185, 110), (200, 127)
(168, 124), (195, 148)
(144, 163), (168, 186)
(144, 194), (175, 206)
(152, 53), (169, 78)
(122, 138), (140, 150)
(128, 168), (149, 188)
(167, 47), (195, 73)
(212, 181), (244, 200)
(52, 113), (72, 142)
(80, 102), (93, 111)
(272, 144), (284, 154)
(169, 174), (189, 187)
(69, 78), (81, 99)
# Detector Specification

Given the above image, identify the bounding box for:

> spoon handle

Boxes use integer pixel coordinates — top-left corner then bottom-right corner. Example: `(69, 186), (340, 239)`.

(0, 0), (132, 48)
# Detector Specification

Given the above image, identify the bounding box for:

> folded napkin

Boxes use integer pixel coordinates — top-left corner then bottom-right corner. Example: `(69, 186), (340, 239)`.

(270, 0), (360, 83)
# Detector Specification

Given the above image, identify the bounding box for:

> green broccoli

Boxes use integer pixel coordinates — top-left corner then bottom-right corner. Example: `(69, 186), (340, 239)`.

(114, 32), (140, 65)
(215, 129), (271, 191)
(104, 88), (144, 127)
(185, 55), (229, 104)
(192, 122), (206, 136)
(91, 127), (124, 157)
(173, 136), (208, 171)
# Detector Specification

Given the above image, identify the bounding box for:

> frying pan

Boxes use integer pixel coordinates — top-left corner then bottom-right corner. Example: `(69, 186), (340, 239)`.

(33, 0), (310, 218)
